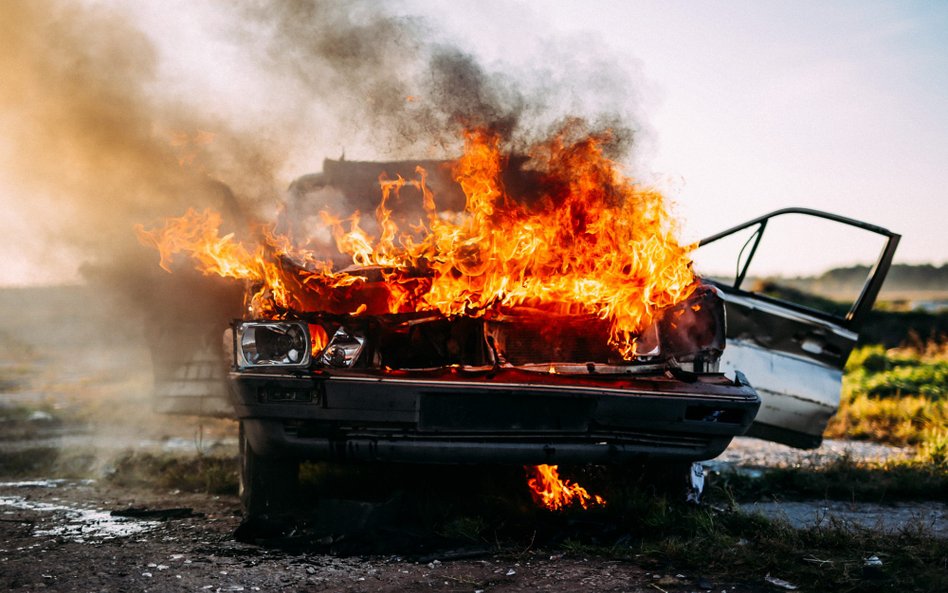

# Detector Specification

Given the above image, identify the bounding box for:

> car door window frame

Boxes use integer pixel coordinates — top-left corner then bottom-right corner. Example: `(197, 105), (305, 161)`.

(698, 207), (900, 331)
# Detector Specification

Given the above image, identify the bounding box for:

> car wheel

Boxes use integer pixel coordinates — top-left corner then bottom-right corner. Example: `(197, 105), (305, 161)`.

(238, 422), (299, 519)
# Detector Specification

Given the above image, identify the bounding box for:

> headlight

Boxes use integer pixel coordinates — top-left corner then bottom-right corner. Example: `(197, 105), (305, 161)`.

(235, 321), (311, 368)
(320, 326), (366, 368)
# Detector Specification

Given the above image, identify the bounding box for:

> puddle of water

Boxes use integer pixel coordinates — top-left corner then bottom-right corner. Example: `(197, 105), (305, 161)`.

(0, 479), (93, 489)
(0, 495), (159, 542)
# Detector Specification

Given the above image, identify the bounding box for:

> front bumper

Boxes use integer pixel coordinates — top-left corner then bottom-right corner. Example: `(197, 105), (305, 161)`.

(230, 367), (760, 464)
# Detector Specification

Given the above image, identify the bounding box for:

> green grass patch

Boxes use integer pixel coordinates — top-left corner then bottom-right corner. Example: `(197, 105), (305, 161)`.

(827, 344), (948, 458)
(0, 402), (63, 426)
(845, 344), (948, 400)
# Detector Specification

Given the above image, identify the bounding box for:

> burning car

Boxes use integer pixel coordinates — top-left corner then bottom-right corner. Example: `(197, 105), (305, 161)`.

(138, 131), (897, 517)
(227, 277), (757, 515)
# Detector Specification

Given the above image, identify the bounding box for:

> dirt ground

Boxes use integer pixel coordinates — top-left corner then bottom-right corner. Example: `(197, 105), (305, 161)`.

(0, 479), (738, 593)
(1, 287), (944, 592)
(1, 432), (941, 593)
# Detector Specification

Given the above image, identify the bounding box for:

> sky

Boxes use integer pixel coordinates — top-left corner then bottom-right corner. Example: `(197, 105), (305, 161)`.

(0, 0), (945, 284)
(415, 0), (947, 273)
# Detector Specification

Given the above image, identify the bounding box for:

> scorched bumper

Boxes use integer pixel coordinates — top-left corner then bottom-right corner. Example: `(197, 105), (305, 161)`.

(230, 368), (760, 464)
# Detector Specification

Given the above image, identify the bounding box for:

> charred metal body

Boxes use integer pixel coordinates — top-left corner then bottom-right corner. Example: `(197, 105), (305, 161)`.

(228, 284), (759, 469)
(232, 368), (758, 465)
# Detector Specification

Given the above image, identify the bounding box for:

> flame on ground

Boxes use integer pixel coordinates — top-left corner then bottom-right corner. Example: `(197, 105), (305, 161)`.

(525, 464), (605, 510)
(135, 127), (697, 358)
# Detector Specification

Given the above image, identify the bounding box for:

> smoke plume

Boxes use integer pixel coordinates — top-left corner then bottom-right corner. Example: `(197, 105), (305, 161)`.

(1, 0), (648, 286)
(0, 0), (653, 417)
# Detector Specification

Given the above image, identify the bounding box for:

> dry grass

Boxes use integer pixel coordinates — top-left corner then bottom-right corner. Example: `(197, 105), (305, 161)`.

(826, 393), (947, 447)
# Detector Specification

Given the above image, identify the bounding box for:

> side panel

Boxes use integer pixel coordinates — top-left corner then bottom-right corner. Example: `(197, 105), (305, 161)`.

(716, 290), (857, 448)
(719, 339), (841, 448)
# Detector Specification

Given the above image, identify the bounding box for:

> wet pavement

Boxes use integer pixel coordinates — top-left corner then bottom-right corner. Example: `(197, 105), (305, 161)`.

(739, 500), (947, 538)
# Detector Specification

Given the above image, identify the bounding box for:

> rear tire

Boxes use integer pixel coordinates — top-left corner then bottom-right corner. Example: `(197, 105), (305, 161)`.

(238, 422), (299, 519)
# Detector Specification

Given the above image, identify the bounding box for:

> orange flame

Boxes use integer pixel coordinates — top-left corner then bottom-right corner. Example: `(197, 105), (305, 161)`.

(525, 464), (605, 510)
(138, 126), (696, 512)
(135, 127), (697, 357)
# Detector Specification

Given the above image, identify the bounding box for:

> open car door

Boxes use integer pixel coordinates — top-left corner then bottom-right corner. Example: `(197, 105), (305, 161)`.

(694, 208), (899, 448)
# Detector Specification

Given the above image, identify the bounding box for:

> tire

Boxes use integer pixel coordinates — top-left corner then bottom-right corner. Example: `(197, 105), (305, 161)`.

(238, 422), (300, 519)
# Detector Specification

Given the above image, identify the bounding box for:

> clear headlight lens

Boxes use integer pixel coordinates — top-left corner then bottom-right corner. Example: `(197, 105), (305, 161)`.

(236, 321), (311, 368)
(320, 326), (366, 368)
